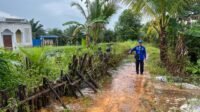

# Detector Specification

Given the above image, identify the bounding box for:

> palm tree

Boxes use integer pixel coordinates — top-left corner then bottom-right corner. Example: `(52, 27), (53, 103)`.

(63, 21), (91, 47)
(122, 0), (190, 64)
(63, 0), (117, 47)
(89, 0), (117, 44)
(142, 21), (159, 42)
(29, 19), (46, 38)
(63, 1), (90, 47)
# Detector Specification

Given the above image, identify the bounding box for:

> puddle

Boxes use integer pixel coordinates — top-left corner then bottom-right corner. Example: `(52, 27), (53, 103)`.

(39, 63), (200, 112)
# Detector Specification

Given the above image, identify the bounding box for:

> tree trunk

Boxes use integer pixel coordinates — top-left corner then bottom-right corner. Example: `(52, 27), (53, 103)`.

(159, 27), (168, 65)
(175, 33), (187, 76)
(86, 34), (90, 48)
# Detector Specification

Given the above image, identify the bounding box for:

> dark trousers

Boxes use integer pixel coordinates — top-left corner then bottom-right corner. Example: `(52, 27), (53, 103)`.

(136, 60), (144, 74)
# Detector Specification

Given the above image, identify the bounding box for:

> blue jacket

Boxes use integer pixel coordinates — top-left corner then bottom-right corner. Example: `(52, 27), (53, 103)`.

(131, 45), (146, 61)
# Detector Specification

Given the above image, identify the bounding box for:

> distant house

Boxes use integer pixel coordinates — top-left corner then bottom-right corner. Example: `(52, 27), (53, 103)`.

(182, 14), (200, 25)
(0, 17), (32, 49)
(32, 35), (58, 47)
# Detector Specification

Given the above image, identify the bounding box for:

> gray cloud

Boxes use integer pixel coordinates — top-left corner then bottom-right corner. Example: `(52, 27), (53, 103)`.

(0, 0), (124, 30)
(0, 11), (19, 18)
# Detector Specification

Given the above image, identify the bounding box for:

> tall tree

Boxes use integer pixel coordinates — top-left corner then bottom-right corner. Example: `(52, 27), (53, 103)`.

(102, 29), (116, 42)
(115, 9), (141, 41)
(122, 0), (190, 64)
(29, 19), (46, 38)
(63, 0), (117, 46)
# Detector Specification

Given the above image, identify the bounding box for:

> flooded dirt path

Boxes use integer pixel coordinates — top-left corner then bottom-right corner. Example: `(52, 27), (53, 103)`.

(40, 62), (200, 112)
(85, 63), (150, 112)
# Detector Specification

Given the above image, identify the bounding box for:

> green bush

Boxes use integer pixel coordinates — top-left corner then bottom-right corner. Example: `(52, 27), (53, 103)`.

(186, 60), (200, 75)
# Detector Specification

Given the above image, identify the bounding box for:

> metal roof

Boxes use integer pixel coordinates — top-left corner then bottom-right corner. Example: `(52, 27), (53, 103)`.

(39, 35), (59, 39)
(0, 17), (28, 24)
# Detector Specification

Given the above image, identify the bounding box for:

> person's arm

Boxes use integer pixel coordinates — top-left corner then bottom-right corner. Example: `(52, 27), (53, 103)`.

(129, 47), (136, 54)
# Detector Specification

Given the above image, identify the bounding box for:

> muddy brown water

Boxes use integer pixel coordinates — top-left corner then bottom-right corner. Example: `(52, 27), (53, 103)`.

(39, 63), (200, 112)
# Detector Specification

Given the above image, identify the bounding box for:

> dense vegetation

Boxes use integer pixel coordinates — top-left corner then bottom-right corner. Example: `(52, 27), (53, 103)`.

(0, 42), (133, 91)
(121, 0), (199, 81)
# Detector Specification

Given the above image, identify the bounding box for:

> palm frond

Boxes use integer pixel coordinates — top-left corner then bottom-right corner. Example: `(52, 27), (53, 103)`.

(90, 18), (108, 25)
(64, 0), (118, 44)
(0, 50), (16, 78)
(71, 2), (88, 19)
(29, 18), (44, 34)
(19, 47), (47, 65)
(102, 0), (118, 20)
(63, 21), (83, 26)
(73, 26), (84, 36)
(130, 0), (157, 18)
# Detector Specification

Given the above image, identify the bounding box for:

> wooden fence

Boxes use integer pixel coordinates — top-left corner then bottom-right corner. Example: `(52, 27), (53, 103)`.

(0, 48), (116, 112)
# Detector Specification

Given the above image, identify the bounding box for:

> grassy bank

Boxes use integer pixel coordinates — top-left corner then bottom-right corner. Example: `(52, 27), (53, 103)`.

(145, 43), (169, 76)
(0, 42), (133, 91)
(145, 43), (200, 85)
(3, 41), (198, 93)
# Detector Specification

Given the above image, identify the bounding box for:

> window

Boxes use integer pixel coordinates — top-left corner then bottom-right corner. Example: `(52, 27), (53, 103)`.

(16, 30), (22, 43)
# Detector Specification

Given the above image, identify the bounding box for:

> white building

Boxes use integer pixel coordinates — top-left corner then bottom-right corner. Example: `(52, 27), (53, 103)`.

(0, 17), (32, 49)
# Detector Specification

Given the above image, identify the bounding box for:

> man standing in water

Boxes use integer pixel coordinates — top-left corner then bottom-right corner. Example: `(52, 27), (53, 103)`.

(129, 40), (146, 75)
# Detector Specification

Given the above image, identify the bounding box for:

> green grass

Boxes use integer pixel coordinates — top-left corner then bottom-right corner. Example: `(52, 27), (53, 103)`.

(0, 42), (135, 91)
(145, 43), (200, 85)
(4, 41), (184, 91)
(145, 43), (169, 76)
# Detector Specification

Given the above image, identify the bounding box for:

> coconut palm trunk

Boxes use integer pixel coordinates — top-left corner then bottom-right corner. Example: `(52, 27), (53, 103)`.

(159, 27), (168, 64)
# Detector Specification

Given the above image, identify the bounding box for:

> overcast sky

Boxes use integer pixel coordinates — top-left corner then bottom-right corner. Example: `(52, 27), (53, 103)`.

(0, 0), (129, 30)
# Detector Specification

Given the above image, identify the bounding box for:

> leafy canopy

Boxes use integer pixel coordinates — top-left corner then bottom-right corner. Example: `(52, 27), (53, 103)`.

(115, 9), (141, 41)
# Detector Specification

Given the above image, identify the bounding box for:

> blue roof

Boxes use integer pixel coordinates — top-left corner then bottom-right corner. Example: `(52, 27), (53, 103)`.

(39, 35), (59, 39)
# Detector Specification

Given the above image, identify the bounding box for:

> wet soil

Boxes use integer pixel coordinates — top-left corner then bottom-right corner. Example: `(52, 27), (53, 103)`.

(39, 63), (200, 112)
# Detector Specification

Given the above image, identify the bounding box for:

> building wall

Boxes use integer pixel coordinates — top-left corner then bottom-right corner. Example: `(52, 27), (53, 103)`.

(0, 23), (32, 49)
